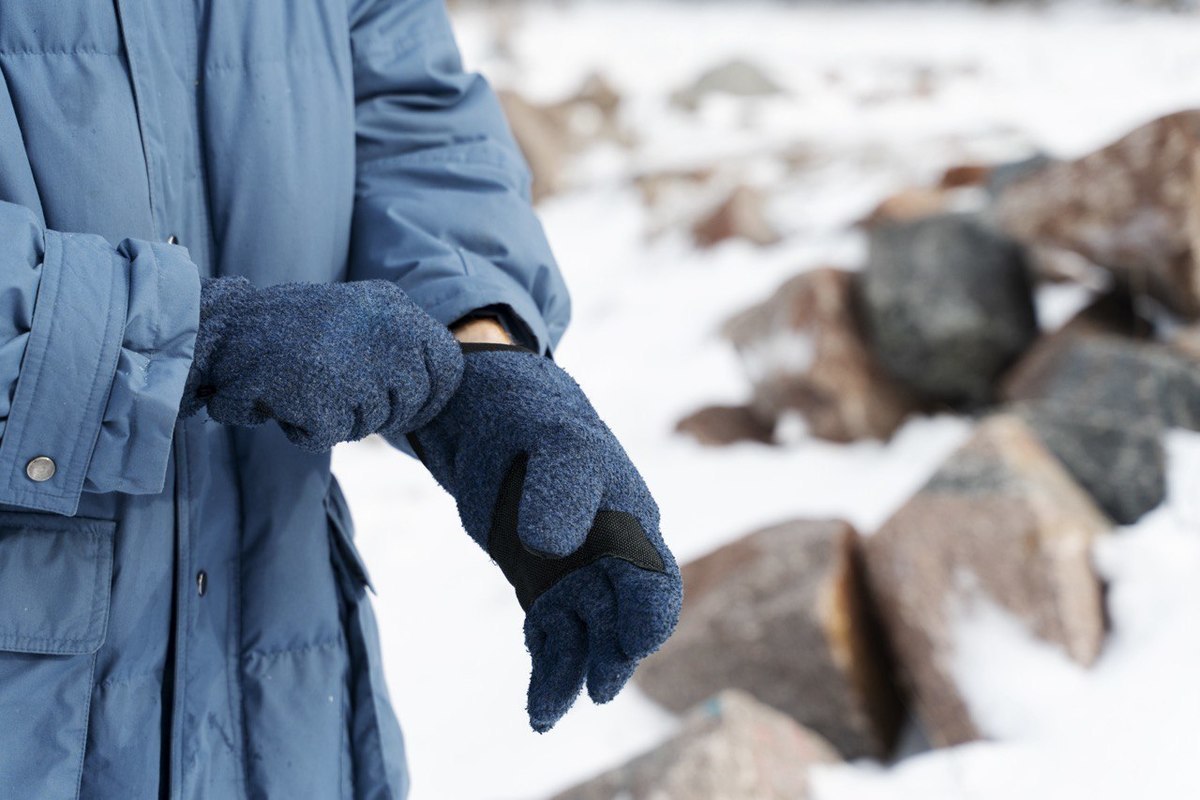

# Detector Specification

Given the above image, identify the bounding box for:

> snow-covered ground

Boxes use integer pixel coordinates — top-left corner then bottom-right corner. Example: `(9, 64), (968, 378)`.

(331, 2), (1200, 797)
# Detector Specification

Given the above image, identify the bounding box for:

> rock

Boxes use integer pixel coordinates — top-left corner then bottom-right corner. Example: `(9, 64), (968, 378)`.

(670, 58), (785, 111)
(1014, 403), (1165, 526)
(985, 153), (1054, 198)
(497, 89), (570, 202)
(993, 111), (1200, 316)
(498, 73), (628, 201)
(722, 268), (921, 442)
(858, 185), (990, 229)
(692, 185), (781, 248)
(939, 163), (993, 190)
(1001, 324), (1200, 522)
(675, 404), (774, 446)
(636, 520), (905, 760)
(860, 187), (957, 228)
(860, 213), (1039, 407)
(1003, 331), (1200, 431)
(1026, 244), (1109, 284)
(633, 166), (716, 209)
(552, 690), (839, 800)
(1035, 287), (1152, 345)
(863, 415), (1109, 747)
(1171, 323), (1200, 361)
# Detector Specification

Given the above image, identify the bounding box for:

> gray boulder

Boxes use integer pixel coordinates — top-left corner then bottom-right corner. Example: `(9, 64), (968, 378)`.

(1003, 328), (1200, 522)
(861, 213), (1038, 407)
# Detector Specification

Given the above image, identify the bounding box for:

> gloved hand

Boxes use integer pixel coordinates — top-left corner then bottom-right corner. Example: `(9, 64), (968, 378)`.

(402, 343), (682, 732)
(181, 277), (463, 452)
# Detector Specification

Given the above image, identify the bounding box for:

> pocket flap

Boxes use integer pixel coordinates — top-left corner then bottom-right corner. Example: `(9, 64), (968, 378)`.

(0, 512), (116, 655)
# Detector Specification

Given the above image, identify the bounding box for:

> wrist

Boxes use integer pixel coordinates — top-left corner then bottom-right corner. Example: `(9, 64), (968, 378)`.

(451, 316), (513, 345)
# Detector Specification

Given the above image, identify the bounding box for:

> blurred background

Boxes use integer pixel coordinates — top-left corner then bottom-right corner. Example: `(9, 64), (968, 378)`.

(332, 1), (1200, 797)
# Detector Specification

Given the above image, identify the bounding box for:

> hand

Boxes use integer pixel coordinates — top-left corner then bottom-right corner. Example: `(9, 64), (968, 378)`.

(403, 344), (682, 732)
(181, 277), (463, 452)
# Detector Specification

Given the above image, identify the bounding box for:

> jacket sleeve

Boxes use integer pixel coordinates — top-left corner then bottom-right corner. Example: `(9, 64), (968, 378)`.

(347, 0), (571, 354)
(0, 203), (199, 516)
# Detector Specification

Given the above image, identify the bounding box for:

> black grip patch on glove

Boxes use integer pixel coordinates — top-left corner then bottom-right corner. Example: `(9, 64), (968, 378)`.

(489, 453), (666, 612)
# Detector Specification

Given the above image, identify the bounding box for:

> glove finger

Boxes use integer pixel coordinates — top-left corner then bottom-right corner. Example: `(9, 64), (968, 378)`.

(604, 557), (683, 661)
(277, 403), (356, 452)
(581, 567), (639, 704)
(205, 393), (270, 427)
(518, 446), (605, 557)
(348, 386), (390, 442)
(405, 335), (464, 431)
(525, 600), (588, 733)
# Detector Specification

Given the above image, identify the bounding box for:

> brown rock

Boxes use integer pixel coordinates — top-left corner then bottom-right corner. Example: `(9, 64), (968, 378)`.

(636, 520), (905, 760)
(863, 415), (1109, 747)
(692, 185), (781, 248)
(723, 267), (920, 442)
(939, 163), (993, 189)
(675, 404), (775, 446)
(498, 73), (628, 202)
(994, 110), (1200, 316)
(554, 690), (839, 800)
(498, 89), (570, 202)
(860, 187), (956, 228)
(633, 166), (716, 209)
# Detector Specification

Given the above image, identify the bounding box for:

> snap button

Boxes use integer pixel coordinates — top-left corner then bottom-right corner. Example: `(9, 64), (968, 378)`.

(166, 235), (180, 245)
(25, 456), (55, 482)
(196, 571), (208, 597)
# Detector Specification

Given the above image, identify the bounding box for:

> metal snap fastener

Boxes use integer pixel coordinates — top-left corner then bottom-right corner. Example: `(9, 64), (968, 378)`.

(25, 456), (55, 482)
(166, 235), (180, 245)
(196, 571), (208, 597)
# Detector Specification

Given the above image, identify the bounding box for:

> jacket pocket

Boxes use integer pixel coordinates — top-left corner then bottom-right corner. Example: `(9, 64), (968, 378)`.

(0, 511), (116, 800)
(325, 477), (409, 800)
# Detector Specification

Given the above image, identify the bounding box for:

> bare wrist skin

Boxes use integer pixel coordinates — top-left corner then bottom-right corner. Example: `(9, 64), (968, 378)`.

(451, 316), (513, 345)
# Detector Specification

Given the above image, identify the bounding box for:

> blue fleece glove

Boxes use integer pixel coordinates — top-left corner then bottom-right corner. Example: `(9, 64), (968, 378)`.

(181, 277), (463, 452)
(403, 343), (683, 732)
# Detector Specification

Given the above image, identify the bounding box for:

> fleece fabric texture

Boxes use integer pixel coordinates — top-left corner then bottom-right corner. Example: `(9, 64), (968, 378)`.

(182, 277), (464, 452)
(404, 344), (683, 732)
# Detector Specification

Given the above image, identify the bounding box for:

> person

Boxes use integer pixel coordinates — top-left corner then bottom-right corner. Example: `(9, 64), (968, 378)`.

(0, 1), (681, 798)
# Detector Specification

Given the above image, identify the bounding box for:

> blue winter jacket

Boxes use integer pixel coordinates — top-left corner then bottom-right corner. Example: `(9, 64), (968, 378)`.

(0, 2), (569, 798)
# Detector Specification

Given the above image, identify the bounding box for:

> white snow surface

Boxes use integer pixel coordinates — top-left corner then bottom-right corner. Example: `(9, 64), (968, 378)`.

(330, 2), (1200, 798)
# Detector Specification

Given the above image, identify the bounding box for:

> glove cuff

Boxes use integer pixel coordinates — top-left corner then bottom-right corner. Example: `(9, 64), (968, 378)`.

(459, 341), (537, 355)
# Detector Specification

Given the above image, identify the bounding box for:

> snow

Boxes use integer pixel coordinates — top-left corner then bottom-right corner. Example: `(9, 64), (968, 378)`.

(330, 2), (1200, 798)
(813, 431), (1200, 800)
